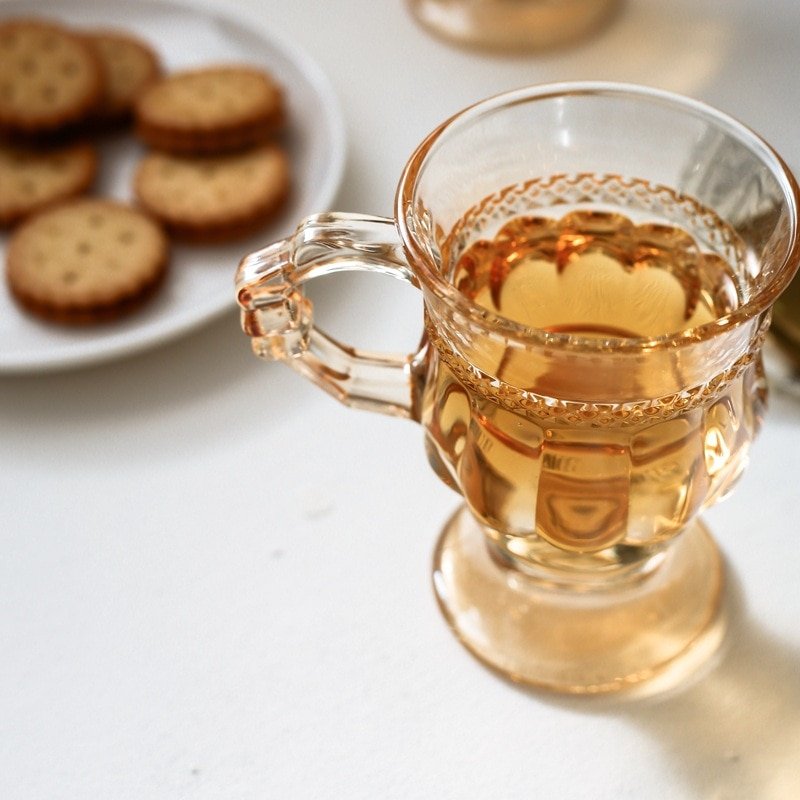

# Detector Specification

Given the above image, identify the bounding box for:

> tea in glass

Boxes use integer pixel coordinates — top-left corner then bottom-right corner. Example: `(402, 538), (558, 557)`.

(423, 177), (759, 564)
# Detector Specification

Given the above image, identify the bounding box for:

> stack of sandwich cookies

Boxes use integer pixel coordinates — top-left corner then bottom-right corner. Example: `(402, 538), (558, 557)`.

(0, 17), (168, 326)
(1, 14), (292, 327)
(133, 66), (290, 242)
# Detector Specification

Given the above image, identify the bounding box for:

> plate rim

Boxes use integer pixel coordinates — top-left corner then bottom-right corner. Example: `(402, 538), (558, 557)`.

(0, 0), (347, 374)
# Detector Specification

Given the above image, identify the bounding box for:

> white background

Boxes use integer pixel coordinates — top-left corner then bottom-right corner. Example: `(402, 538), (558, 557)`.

(2, 1), (800, 798)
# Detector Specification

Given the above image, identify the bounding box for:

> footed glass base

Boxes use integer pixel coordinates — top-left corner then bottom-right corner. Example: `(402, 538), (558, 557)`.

(432, 505), (725, 695)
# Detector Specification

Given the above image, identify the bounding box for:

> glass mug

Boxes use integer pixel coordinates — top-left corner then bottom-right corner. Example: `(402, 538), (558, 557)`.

(236, 83), (800, 694)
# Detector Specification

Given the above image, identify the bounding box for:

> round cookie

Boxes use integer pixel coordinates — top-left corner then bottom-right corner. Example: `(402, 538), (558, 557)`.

(88, 30), (161, 122)
(0, 142), (97, 227)
(134, 144), (289, 242)
(134, 66), (284, 154)
(0, 19), (104, 137)
(6, 199), (169, 324)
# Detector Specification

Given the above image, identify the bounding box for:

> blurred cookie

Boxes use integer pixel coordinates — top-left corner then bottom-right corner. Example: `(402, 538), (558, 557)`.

(134, 144), (289, 242)
(6, 198), (169, 324)
(0, 142), (97, 227)
(88, 30), (161, 123)
(134, 66), (284, 153)
(0, 19), (103, 137)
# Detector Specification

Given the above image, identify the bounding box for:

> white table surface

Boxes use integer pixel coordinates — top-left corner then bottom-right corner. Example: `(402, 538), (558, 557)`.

(3, 1), (800, 798)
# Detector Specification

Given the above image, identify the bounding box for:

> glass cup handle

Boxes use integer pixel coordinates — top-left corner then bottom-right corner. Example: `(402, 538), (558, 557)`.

(236, 212), (424, 420)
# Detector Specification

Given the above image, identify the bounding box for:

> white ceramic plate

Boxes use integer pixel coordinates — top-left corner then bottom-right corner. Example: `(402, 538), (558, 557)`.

(0, 0), (345, 373)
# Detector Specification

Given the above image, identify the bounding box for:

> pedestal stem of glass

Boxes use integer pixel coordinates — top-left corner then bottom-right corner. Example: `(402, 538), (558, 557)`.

(433, 505), (725, 694)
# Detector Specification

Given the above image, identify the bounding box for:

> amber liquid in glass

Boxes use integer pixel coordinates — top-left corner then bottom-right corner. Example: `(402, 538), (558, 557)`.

(451, 210), (738, 339)
(422, 190), (765, 564)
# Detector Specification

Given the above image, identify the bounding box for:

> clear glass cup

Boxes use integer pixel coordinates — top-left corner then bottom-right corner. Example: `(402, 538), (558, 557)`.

(407, 0), (622, 51)
(236, 83), (800, 695)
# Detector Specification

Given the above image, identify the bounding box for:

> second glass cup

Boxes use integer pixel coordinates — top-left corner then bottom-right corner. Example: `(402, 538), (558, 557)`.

(237, 83), (800, 694)
(407, 0), (622, 51)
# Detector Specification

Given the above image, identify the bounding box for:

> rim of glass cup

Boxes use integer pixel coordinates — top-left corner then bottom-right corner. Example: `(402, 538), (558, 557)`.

(396, 81), (800, 353)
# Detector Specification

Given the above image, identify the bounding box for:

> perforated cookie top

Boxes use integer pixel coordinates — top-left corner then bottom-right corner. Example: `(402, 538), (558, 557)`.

(134, 144), (289, 233)
(0, 20), (103, 134)
(7, 199), (168, 312)
(134, 65), (284, 153)
(0, 142), (97, 225)
(89, 30), (161, 119)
